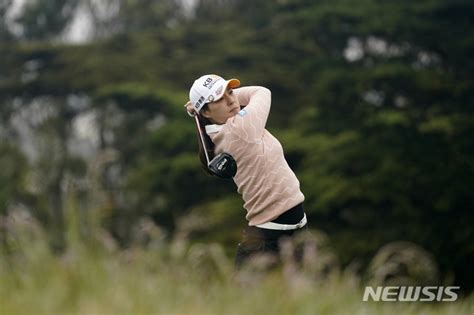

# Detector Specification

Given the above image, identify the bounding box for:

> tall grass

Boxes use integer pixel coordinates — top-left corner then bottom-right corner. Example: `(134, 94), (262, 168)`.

(1, 209), (473, 315)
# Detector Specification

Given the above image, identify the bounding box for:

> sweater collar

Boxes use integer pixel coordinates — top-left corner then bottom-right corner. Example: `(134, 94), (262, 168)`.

(205, 124), (223, 135)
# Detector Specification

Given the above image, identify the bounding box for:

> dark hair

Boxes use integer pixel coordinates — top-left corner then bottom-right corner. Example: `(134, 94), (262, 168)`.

(196, 104), (215, 176)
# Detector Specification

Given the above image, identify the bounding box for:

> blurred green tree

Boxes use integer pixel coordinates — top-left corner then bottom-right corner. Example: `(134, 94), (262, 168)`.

(0, 0), (472, 290)
(15, 0), (78, 40)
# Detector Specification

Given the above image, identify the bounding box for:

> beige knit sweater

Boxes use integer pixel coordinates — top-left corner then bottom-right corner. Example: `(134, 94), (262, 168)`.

(205, 86), (305, 226)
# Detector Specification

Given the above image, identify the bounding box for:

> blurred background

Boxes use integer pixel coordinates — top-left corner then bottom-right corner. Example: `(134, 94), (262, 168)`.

(0, 0), (473, 312)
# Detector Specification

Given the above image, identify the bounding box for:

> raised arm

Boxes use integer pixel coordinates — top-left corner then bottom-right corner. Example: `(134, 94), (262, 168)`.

(230, 86), (271, 142)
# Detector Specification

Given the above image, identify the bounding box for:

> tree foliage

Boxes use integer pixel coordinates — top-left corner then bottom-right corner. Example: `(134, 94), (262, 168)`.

(0, 0), (473, 290)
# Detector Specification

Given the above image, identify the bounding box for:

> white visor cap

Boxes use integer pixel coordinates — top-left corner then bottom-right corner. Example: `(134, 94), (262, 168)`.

(189, 74), (240, 113)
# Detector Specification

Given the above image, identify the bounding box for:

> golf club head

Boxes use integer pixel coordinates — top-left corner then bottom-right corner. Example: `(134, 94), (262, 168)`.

(208, 152), (237, 179)
(193, 115), (236, 179)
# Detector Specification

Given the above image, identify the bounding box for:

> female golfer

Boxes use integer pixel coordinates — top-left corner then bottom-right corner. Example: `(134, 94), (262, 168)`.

(185, 74), (308, 267)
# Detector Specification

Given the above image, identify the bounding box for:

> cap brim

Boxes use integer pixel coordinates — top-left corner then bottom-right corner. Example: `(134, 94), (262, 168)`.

(215, 78), (241, 100)
(227, 78), (240, 88)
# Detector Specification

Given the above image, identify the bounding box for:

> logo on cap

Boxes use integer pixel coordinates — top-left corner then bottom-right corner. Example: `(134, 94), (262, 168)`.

(203, 77), (214, 89)
(203, 75), (221, 90)
(195, 96), (205, 109)
(215, 85), (223, 96)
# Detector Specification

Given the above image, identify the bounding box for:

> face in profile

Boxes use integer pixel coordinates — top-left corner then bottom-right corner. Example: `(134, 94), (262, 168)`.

(201, 87), (240, 124)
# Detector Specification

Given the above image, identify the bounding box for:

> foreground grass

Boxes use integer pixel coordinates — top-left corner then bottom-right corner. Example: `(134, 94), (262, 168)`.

(1, 243), (473, 315)
(0, 211), (473, 315)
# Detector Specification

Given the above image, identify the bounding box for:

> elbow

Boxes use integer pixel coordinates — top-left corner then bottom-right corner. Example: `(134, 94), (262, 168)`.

(264, 87), (272, 105)
(259, 86), (271, 100)
(260, 86), (271, 95)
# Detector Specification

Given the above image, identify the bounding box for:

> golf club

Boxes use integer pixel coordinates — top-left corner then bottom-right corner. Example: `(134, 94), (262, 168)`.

(194, 115), (237, 179)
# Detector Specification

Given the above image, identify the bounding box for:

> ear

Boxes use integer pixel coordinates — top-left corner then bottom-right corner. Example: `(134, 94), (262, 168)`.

(201, 107), (212, 119)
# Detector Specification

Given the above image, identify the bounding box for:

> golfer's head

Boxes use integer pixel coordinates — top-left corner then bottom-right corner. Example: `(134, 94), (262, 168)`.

(189, 74), (241, 124)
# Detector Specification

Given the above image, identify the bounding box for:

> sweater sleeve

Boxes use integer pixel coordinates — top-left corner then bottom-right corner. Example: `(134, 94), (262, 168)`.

(229, 86), (271, 142)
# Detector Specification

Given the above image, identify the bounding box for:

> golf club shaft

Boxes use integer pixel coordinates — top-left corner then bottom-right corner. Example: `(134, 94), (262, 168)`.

(194, 115), (211, 165)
